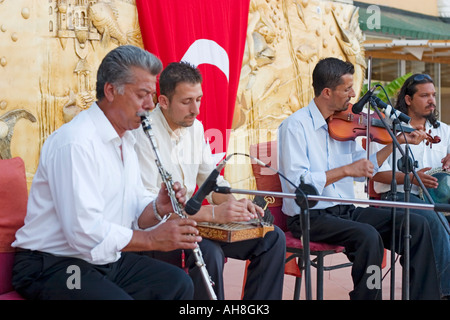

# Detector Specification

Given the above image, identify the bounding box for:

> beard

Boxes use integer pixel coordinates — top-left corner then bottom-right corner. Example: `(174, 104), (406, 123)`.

(424, 104), (440, 128)
(340, 100), (351, 112)
(176, 114), (197, 128)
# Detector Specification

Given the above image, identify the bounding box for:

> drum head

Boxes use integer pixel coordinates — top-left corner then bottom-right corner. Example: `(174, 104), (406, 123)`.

(425, 168), (450, 204)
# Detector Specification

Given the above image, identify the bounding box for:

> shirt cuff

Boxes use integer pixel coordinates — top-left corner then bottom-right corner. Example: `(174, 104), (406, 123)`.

(369, 152), (380, 173)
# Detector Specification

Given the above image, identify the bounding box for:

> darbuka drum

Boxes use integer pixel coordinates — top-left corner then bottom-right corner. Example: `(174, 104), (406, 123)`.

(421, 168), (450, 215)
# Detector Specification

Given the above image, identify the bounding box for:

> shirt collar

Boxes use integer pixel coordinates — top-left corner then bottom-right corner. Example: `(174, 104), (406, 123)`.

(425, 120), (434, 131)
(87, 102), (135, 145)
(308, 100), (328, 131)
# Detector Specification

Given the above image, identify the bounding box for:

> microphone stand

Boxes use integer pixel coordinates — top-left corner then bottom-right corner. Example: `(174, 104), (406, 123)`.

(398, 146), (414, 300)
(364, 58), (397, 300)
(389, 121), (398, 300)
(293, 177), (319, 300)
(214, 188), (450, 213)
(369, 97), (413, 300)
(213, 185), (450, 300)
(375, 102), (401, 300)
(213, 183), (318, 299)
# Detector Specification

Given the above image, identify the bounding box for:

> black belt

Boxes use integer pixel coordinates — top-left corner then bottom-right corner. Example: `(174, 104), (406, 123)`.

(15, 248), (33, 253)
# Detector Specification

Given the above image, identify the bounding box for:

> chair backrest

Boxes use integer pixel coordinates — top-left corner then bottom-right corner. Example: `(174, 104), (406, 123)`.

(249, 141), (288, 231)
(0, 157), (27, 294)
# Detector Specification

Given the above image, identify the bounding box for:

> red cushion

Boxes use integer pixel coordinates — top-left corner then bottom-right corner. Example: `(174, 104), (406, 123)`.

(285, 231), (345, 252)
(0, 291), (24, 300)
(0, 252), (14, 294)
(265, 180), (346, 252)
(268, 205), (287, 232)
(0, 157), (27, 252)
(0, 158), (27, 299)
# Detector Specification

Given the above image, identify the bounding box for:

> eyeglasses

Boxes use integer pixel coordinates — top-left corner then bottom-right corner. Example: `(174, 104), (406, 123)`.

(412, 74), (432, 82)
(405, 73), (433, 91)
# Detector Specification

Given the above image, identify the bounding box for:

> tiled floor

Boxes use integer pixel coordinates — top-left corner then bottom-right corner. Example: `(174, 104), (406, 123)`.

(223, 250), (404, 300)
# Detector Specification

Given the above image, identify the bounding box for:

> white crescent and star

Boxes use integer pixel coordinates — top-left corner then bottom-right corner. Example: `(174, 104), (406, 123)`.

(180, 39), (230, 164)
(180, 39), (229, 82)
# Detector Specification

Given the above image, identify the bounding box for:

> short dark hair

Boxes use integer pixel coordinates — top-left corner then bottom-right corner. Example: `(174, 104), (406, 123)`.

(312, 57), (354, 97)
(396, 73), (439, 128)
(159, 61), (202, 100)
(96, 45), (163, 100)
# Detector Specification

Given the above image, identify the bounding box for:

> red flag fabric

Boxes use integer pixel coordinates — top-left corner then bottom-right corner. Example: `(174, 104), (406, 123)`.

(136, 0), (250, 158)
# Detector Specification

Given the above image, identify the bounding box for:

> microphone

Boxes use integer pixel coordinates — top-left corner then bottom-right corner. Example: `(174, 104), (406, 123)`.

(184, 155), (230, 215)
(213, 152), (320, 210)
(370, 96), (411, 124)
(352, 85), (377, 114)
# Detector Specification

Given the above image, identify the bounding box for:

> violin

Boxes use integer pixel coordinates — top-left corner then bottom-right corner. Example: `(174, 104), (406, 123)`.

(425, 129), (441, 148)
(327, 105), (441, 147)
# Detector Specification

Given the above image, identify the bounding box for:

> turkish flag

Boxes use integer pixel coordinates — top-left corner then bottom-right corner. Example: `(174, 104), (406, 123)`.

(136, 0), (250, 159)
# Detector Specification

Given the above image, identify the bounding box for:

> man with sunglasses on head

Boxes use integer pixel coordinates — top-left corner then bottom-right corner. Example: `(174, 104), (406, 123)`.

(372, 73), (450, 300)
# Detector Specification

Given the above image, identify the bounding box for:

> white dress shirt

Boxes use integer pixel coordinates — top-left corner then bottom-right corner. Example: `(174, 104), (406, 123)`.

(13, 103), (155, 265)
(277, 100), (379, 215)
(134, 105), (229, 204)
(372, 120), (450, 195)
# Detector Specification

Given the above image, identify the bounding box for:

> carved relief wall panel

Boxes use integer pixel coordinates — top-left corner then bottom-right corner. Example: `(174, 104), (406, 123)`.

(226, 0), (365, 192)
(0, 0), (142, 187)
(0, 0), (365, 192)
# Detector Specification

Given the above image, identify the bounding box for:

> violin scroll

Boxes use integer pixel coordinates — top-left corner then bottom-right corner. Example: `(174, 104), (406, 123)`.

(425, 129), (441, 149)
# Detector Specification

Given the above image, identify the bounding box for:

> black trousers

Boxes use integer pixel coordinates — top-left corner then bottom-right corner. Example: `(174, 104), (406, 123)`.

(12, 250), (193, 300)
(145, 226), (286, 300)
(287, 205), (441, 300)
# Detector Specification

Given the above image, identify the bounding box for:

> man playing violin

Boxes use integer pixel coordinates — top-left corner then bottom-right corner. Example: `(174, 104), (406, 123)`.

(278, 57), (441, 299)
(372, 73), (450, 300)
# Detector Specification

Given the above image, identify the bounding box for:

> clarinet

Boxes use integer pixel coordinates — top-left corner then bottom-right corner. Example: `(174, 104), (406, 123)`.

(140, 113), (218, 300)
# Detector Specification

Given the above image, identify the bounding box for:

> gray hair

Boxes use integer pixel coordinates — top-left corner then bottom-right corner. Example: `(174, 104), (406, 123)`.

(96, 45), (163, 100)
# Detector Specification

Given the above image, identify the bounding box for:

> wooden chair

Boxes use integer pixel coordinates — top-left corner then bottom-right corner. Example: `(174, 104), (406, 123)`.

(246, 141), (352, 299)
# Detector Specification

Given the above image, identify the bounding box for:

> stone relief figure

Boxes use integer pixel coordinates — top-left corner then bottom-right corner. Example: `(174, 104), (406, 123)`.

(62, 58), (95, 123)
(333, 7), (367, 94)
(54, 0), (143, 123)
(0, 110), (36, 159)
(0, 0), (141, 184)
(89, 1), (131, 47)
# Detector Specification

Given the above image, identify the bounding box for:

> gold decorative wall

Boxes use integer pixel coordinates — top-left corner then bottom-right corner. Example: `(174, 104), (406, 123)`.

(226, 0), (366, 192)
(0, 0), (365, 192)
(0, 0), (142, 187)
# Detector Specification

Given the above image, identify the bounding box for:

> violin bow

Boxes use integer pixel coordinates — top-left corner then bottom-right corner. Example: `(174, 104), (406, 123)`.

(365, 56), (373, 196)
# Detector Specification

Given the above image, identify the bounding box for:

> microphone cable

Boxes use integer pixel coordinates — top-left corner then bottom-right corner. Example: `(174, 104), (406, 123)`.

(225, 152), (311, 208)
